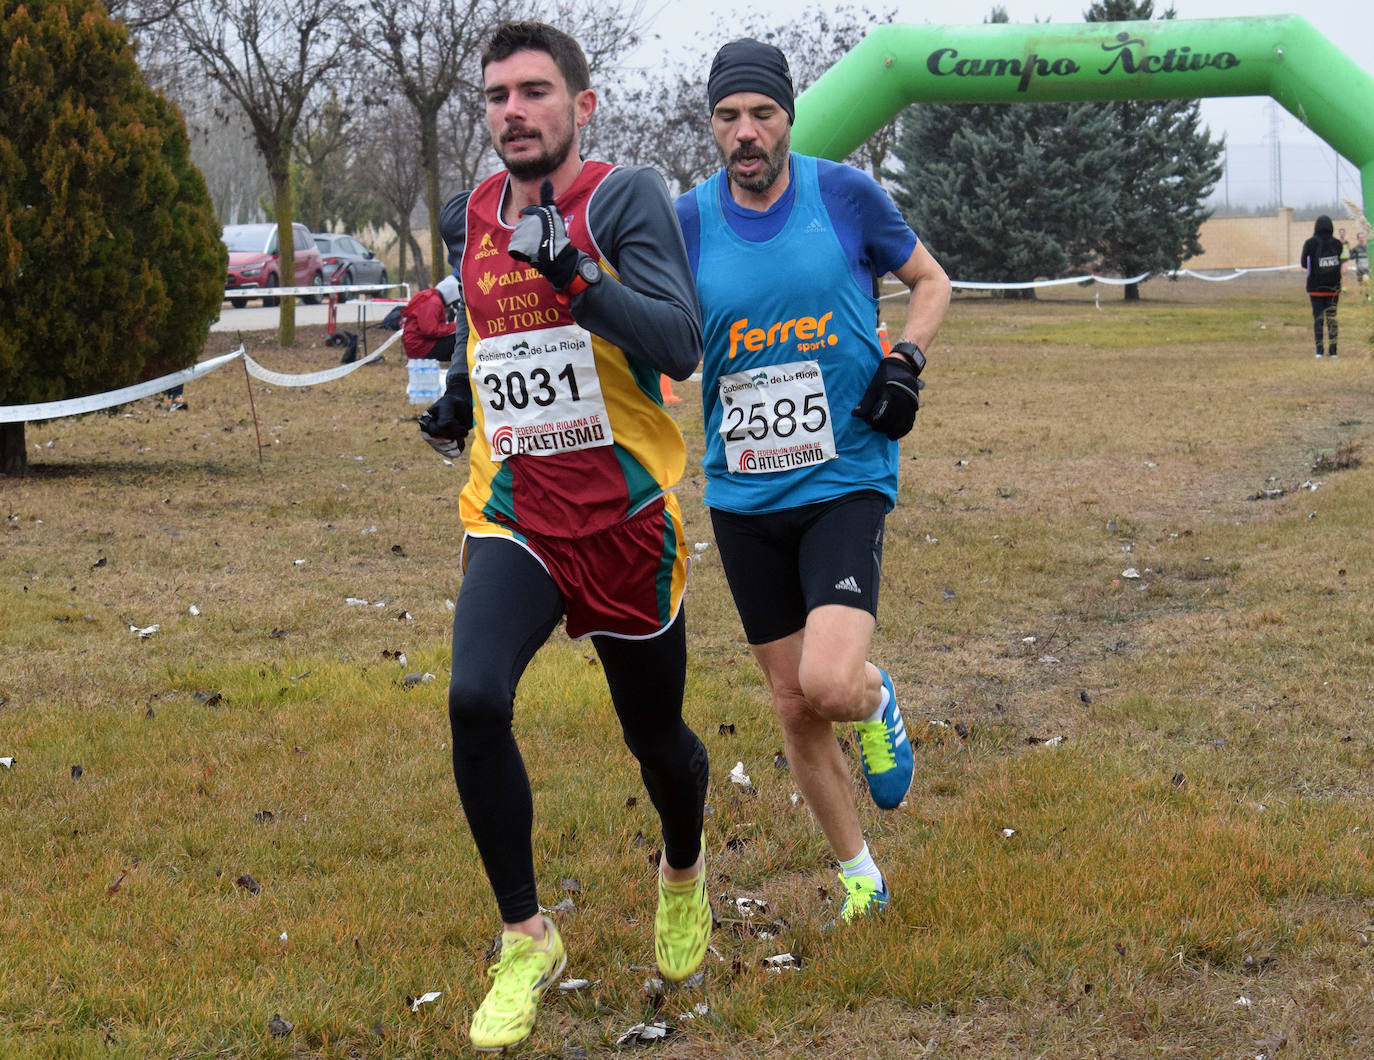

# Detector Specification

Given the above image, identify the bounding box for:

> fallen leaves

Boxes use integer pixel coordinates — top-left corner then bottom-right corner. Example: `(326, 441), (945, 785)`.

(616, 1020), (671, 1045)
(762, 952), (801, 972)
(407, 991), (441, 1013)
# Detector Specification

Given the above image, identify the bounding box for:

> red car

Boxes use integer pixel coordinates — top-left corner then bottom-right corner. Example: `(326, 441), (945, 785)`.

(223, 222), (325, 308)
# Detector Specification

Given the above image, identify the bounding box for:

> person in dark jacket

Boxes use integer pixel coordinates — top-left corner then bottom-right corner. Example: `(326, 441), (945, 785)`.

(1300, 215), (1344, 357)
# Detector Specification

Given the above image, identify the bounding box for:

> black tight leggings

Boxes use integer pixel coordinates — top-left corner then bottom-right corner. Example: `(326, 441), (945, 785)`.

(448, 536), (708, 924)
(1311, 294), (1338, 352)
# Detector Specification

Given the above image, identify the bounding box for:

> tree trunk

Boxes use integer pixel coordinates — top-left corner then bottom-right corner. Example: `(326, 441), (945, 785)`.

(269, 164), (298, 347)
(1, 421), (26, 476)
(407, 231), (430, 288)
(420, 105), (444, 290)
(1124, 282), (1141, 301)
(397, 218), (410, 287)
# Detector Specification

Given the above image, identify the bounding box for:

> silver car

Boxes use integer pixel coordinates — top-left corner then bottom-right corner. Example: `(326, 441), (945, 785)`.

(312, 232), (390, 301)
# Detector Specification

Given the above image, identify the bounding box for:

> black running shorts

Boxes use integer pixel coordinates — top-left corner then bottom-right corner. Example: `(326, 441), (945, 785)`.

(709, 490), (886, 645)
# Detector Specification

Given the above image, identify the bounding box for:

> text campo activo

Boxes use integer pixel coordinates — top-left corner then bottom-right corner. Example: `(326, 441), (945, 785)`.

(926, 32), (1239, 93)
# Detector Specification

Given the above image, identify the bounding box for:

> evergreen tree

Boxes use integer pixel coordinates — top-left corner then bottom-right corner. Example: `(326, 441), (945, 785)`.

(1085, 0), (1224, 299)
(888, 98), (1120, 294)
(886, 10), (1120, 294)
(1, 0), (224, 475)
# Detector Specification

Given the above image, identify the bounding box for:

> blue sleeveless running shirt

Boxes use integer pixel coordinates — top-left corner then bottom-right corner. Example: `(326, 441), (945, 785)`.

(690, 154), (899, 514)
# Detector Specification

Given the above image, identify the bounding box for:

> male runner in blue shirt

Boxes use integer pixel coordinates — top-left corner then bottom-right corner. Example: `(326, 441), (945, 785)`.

(676, 38), (951, 925)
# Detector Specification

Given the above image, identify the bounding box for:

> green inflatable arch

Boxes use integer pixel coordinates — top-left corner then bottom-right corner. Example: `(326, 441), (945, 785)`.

(792, 15), (1374, 224)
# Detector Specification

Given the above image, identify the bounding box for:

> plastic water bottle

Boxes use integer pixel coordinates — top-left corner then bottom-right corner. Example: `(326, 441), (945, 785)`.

(407, 358), (443, 405)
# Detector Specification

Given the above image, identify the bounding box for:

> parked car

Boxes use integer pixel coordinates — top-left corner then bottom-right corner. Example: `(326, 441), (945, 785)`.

(312, 232), (390, 301)
(223, 222), (325, 308)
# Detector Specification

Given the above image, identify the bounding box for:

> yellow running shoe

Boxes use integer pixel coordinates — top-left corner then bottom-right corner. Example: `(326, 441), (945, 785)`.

(831, 871), (890, 927)
(469, 916), (566, 1052)
(654, 864), (712, 982)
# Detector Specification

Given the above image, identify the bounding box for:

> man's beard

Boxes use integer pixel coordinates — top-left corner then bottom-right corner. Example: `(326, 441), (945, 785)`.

(497, 116), (576, 179)
(724, 133), (790, 195)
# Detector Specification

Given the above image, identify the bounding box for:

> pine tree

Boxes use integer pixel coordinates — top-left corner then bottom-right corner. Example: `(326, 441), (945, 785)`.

(1085, 0), (1224, 299)
(887, 53), (1121, 294)
(1, 0), (223, 475)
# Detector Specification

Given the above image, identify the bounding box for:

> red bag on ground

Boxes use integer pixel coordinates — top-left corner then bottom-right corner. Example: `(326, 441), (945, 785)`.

(401, 287), (458, 360)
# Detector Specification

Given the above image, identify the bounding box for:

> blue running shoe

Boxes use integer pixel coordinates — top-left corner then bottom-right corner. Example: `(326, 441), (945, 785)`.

(853, 668), (913, 809)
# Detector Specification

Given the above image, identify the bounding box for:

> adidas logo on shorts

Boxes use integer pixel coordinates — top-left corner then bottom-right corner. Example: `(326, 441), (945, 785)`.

(834, 575), (861, 593)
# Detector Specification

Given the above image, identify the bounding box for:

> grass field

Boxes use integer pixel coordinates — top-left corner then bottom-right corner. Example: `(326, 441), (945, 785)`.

(3, 276), (1374, 1057)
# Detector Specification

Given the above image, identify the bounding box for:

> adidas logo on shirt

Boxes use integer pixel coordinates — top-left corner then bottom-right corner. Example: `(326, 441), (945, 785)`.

(804, 218), (826, 234)
(834, 575), (861, 593)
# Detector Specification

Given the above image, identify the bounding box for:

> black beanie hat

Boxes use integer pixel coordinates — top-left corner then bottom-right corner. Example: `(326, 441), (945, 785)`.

(707, 39), (795, 124)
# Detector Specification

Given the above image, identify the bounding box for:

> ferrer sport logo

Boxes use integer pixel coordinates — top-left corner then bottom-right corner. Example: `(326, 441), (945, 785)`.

(728, 311), (837, 359)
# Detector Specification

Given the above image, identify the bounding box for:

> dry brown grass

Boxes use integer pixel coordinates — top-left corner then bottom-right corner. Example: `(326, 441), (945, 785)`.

(3, 278), (1374, 1057)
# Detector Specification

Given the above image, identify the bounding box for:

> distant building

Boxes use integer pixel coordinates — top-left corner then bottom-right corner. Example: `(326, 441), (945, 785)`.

(1184, 208), (1369, 270)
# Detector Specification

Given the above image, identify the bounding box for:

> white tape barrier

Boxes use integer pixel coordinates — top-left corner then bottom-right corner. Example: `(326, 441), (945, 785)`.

(243, 329), (399, 387)
(224, 282), (411, 300)
(1171, 265), (1301, 282)
(949, 271), (1149, 292)
(0, 350), (244, 424)
(883, 264), (1301, 297)
(1, 329), (403, 424)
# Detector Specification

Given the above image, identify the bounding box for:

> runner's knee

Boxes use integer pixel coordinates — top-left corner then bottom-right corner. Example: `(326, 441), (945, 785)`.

(448, 671), (513, 737)
(797, 658), (866, 720)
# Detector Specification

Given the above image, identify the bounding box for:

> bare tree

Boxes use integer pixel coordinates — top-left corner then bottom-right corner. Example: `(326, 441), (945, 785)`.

(352, 0), (489, 281)
(594, 3), (898, 191)
(586, 74), (716, 195)
(173, 0), (351, 345)
(185, 96), (272, 225)
(354, 101), (430, 287)
(103, 0), (190, 33)
(352, 0), (644, 287)
(294, 88), (361, 232)
(743, 3), (899, 176)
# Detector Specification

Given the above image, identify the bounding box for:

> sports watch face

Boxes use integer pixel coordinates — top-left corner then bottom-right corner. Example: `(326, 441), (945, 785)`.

(576, 258), (600, 285)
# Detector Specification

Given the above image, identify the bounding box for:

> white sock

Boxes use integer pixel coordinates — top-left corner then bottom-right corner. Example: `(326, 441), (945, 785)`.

(861, 681), (890, 724)
(839, 842), (884, 891)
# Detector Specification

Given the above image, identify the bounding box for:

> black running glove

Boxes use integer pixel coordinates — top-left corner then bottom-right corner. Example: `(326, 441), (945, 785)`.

(418, 384), (473, 458)
(852, 342), (925, 441)
(508, 178), (580, 291)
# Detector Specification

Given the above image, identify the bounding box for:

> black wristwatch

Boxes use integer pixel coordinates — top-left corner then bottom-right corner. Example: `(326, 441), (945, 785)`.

(565, 256), (601, 296)
(890, 340), (925, 375)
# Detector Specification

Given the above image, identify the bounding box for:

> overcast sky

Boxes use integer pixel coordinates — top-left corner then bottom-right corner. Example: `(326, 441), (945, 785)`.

(632, 0), (1373, 210)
